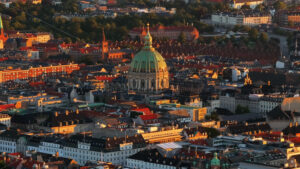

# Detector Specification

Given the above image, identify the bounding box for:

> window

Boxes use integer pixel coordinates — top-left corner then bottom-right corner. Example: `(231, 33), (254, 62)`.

(133, 80), (136, 88)
(141, 80), (145, 88)
(151, 79), (155, 88)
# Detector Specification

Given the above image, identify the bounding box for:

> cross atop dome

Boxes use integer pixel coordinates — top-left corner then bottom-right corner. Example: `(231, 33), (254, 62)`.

(147, 23), (150, 32)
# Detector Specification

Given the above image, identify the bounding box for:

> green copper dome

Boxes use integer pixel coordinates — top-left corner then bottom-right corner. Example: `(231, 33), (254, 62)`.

(130, 24), (167, 73)
(211, 153), (220, 166)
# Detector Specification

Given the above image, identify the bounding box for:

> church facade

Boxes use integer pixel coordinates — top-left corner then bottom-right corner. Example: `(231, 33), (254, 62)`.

(128, 24), (169, 93)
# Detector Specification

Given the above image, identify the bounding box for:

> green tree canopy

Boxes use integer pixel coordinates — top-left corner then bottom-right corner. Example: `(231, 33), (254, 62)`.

(178, 32), (186, 43)
(248, 28), (259, 41)
(274, 0), (287, 10)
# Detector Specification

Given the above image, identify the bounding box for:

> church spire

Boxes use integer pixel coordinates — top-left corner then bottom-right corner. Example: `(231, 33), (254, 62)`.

(0, 15), (3, 35)
(143, 23), (153, 51)
(101, 28), (108, 59)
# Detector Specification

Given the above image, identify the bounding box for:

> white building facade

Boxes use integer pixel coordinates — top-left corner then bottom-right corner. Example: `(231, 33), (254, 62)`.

(220, 95), (283, 114)
(211, 13), (271, 26)
(0, 133), (146, 166)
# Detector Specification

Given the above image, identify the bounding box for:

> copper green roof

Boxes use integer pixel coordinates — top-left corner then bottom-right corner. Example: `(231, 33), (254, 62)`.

(211, 152), (220, 166)
(130, 23), (167, 73)
(0, 16), (3, 30)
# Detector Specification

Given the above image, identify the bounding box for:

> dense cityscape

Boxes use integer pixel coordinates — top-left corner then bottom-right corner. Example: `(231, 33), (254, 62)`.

(0, 0), (299, 168)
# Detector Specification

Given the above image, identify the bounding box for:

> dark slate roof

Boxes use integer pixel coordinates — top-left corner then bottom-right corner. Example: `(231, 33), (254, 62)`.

(31, 152), (74, 166)
(11, 113), (38, 124)
(0, 129), (20, 141)
(128, 149), (180, 167)
(41, 111), (92, 127)
(282, 125), (300, 135)
(267, 106), (294, 121)
(184, 127), (207, 136)
(220, 113), (264, 122)
(62, 134), (146, 152)
(227, 123), (271, 134)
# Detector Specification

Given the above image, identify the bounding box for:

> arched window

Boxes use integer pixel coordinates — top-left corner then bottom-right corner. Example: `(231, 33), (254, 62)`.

(141, 79), (145, 89)
(161, 80), (164, 87)
(151, 79), (155, 88)
(132, 80), (136, 88)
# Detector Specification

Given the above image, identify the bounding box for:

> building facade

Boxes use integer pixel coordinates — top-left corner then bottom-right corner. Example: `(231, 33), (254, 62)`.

(220, 94), (283, 114)
(0, 63), (79, 83)
(141, 129), (183, 144)
(230, 0), (264, 9)
(0, 130), (146, 166)
(276, 10), (300, 26)
(129, 25), (199, 41)
(0, 114), (11, 128)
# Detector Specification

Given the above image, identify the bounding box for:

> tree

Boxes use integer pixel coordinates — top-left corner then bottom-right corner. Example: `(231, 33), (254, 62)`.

(248, 28), (259, 41)
(178, 32), (186, 43)
(274, 0), (287, 10)
(0, 160), (11, 169)
(79, 55), (94, 65)
(255, 4), (264, 11)
(204, 128), (220, 138)
(241, 4), (251, 10)
(259, 32), (268, 42)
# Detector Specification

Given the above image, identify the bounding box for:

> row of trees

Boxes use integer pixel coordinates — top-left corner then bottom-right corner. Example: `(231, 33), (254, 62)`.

(0, 0), (289, 43)
(0, 0), (230, 43)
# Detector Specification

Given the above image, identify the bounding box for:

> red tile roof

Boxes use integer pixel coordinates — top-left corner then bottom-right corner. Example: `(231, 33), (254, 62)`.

(0, 57), (8, 62)
(95, 75), (117, 82)
(0, 104), (15, 112)
(140, 114), (158, 121)
(132, 107), (152, 115)
(131, 25), (198, 33)
(189, 139), (208, 146)
(29, 81), (45, 87)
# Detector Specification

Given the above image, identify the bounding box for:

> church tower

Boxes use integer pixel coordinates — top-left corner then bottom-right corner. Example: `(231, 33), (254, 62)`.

(140, 26), (147, 41)
(101, 29), (108, 60)
(0, 16), (7, 50)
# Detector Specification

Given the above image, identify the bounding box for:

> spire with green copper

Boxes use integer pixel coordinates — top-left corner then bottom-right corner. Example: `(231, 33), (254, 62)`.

(143, 23), (154, 51)
(0, 15), (3, 32)
(211, 152), (220, 166)
(0, 15), (3, 36)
